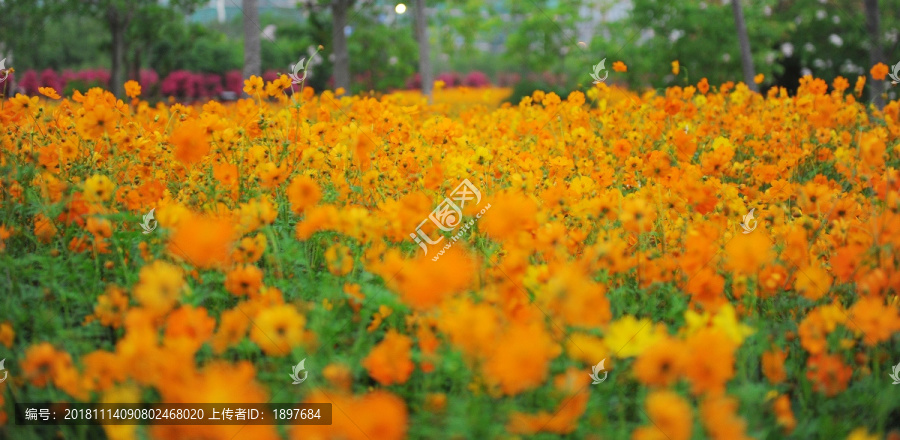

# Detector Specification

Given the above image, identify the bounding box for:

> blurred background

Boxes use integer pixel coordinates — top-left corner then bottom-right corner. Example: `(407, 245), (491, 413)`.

(0, 0), (898, 104)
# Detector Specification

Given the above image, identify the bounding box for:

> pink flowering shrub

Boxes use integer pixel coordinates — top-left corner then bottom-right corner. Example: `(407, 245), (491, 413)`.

(463, 71), (490, 87)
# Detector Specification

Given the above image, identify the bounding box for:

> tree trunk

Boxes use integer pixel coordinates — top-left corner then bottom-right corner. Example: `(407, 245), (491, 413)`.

(415, 0), (432, 103)
(865, 0), (884, 109)
(242, 0), (261, 87)
(128, 48), (141, 82)
(217, 0), (226, 23)
(331, 0), (351, 91)
(108, 7), (127, 98)
(731, 0), (757, 92)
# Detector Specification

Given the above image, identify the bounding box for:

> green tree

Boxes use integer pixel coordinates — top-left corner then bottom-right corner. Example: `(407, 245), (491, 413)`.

(74, 0), (205, 97)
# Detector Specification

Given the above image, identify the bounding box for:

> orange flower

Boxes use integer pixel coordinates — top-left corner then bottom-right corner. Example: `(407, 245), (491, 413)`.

(871, 62), (889, 80)
(164, 305), (216, 352)
(701, 395), (751, 440)
(798, 309), (829, 355)
(250, 304), (307, 356)
(762, 348), (788, 384)
(634, 337), (686, 387)
(292, 390), (407, 440)
(806, 353), (852, 396)
(424, 393), (447, 413)
(124, 80), (141, 99)
(168, 213), (236, 270)
(325, 243), (354, 276)
(613, 61), (628, 72)
(82, 350), (126, 392)
(684, 328), (736, 395)
(88, 285), (130, 328)
(612, 139), (633, 159)
(507, 369), (589, 434)
(850, 297), (900, 346)
(480, 191), (535, 241)
(170, 119), (210, 166)
(21, 343), (71, 387)
(152, 361), (279, 440)
(632, 390), (692, 440)
(211, 308), (250, 354)
(482, 322), (561, 395)
(39, 87), (61, 100)
(855, 75), (866, 96)
(438, 299), (502, 360)
(724, 229), (774, 275)
(698, 78), (710, 94)
(0, 321), (13, 348)
(133, 260), (185, 317)
(232, 233), (267, 263)
(795, 263), (832, 301)
(773, 394), (796, 434)
(323, 363), (353, 391)
(363, 330), (414, 386)
(224, 264), (264, 297)
(671, 60), (680, 75)
(391, 246), (475, 310)
(286, 175), (322, 214)
(33, 213), (57, 244)
(685, 267), (726, 311)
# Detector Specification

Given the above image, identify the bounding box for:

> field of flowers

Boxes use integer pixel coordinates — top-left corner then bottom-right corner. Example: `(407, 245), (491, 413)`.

(0, 71), (899, 440)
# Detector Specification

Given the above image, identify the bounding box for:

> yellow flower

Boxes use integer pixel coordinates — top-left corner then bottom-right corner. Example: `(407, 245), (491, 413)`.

(83, 174), (116, 203)
(846, 428), (879, 440)
(565, 332), (608, 365)
(604, 315), (665, 358)
(672, 60), (680, 75)
(243, 75), (264, 95)
(710, 304), (755, 346)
